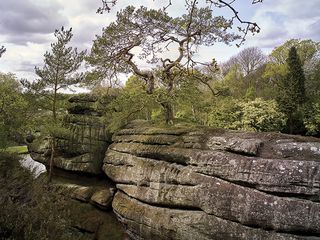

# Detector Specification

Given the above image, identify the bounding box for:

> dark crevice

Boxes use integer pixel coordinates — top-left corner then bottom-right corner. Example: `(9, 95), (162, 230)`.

(116, 180), (196, 188)
(71, 226), (95, 234)
(117, 189), (201, 211)
(109, 147), (189, 166)
(225, 149), (258, 157)
(258, 190), (320, 202)
(114, 140), (174, 146)
(104, 162), (134, 167)
(115, 131), (188, 136)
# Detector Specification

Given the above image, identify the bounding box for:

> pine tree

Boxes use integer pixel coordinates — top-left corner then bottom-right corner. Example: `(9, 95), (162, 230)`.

(287, 46), (306, 104)
(25, 27), (86, 122)
(277, 46), (306, 134)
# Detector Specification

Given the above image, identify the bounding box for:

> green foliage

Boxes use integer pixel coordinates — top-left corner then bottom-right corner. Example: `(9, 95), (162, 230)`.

(175, 75), (212, 125)
(207, 98), (242, 129)
(207, 98), (285, 132)
(304, 101), (320, 136)
(0, 73), (28, 148)
(270, 39), (320, 65)
(103, 76), (159, 132)
(219, 65), (247, 98)
(23, 27), (86, 121)
(5, 145), (28, 154)
(0, 152), (72, 239)
(305, 55), (320, 101)
(240, 98), (286, 132)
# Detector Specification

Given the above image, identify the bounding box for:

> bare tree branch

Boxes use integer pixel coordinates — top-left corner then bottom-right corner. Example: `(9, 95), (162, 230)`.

(0, 46), (6, 58)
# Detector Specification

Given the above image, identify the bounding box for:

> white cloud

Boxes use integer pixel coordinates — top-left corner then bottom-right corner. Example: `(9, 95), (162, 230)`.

(245, 0), (320, 50)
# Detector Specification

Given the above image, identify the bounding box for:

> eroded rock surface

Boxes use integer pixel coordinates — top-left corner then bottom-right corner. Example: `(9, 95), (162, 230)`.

(27, 94), (127, 239)
(29, 94), (111, 174)
(105, 121), (320, 240)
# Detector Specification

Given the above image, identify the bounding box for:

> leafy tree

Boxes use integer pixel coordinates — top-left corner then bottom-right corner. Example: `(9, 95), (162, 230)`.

(23, 27), (86, 122)
(207, 97), (285, 132)
(304, 101), (320, 136)
(222, 47), (266, 76)
(270, 39), (319, 66)
(304, 52), (320, 101)
(207, 98), (243, 129)
(88, 0), (262, 124)
(240, 98), (286, 132)
(174, 73), (213, 124)
(264, 39), (319, 102)
(0, 73), (28, 147)
(103, 75), (159, 132)
(277, 46), (306, 134)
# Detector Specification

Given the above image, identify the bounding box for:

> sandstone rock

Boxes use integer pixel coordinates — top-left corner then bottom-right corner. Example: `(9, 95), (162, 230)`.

(105, 122), (320, 240)
(71, 186), (95, 202)
(28, 94), (111, 175)
(90, 188), (114, 210)
(113, 191), (302, 240)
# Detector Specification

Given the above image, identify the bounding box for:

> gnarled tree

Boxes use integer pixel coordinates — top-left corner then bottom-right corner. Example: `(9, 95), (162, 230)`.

(89, 0), (262, 124)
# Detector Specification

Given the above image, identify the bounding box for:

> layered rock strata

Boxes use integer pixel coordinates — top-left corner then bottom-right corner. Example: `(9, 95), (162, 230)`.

(104, 121), (320, 240)
(29, 94), (111, 175)
(28, 95), (126, 239)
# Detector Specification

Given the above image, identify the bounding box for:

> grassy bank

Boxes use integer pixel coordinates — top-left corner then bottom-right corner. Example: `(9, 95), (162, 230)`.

(5, 145), (29, 154)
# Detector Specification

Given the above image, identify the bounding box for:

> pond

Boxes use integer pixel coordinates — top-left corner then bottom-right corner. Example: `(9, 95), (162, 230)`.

(20, 154), (46, 177)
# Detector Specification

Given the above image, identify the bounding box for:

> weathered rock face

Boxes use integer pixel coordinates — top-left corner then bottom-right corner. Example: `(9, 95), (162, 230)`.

(104, 121), (320, 240)
(29, 94), (111, 175)
(27, 94), (127, 239)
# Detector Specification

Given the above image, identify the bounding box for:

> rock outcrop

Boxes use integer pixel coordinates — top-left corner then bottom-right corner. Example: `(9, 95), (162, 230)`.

(29, 94), (111, 175)
(28, 95), (320, 240)
(104, 120), (320, 240)
(27, 94), (126, 239)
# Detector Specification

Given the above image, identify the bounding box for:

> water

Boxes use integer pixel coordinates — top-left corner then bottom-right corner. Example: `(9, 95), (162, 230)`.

(20, 154), (46, 177)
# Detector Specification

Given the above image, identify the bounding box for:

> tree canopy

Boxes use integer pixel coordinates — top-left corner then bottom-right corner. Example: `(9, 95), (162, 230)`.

(88, 0), (262, 123)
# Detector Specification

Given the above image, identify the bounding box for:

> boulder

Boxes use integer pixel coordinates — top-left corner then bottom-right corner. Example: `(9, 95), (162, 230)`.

(104, 121), (320, 240)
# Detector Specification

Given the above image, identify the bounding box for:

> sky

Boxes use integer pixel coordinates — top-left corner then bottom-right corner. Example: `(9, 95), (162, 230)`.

(0, 0), (319, 82)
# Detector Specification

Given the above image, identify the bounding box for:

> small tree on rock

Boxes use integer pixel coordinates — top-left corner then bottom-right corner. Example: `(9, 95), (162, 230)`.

(23, 27), (86, 182)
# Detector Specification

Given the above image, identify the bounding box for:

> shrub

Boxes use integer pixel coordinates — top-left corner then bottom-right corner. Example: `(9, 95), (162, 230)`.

(0, 151), (72, 240)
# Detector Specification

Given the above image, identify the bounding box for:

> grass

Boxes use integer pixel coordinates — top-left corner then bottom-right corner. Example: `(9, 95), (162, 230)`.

(5, 145), (29, 154)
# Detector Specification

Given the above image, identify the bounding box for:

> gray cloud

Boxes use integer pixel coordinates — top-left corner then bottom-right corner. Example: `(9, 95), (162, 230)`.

(5, 33), (51, 46)
(306, 20), (320, 41)
(15, 60), (37, 72)
(0, 0), (68, 44)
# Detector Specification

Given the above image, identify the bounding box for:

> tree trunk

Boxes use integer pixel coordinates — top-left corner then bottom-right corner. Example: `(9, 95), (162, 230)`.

(162, 102), (174, 125)
(48, 137), (55, 183)
(288, 113), (293, 134)
(52, 87), (57, 122)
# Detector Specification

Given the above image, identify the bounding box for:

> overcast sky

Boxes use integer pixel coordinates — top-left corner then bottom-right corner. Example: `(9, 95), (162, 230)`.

(0, 0), (319, 82)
